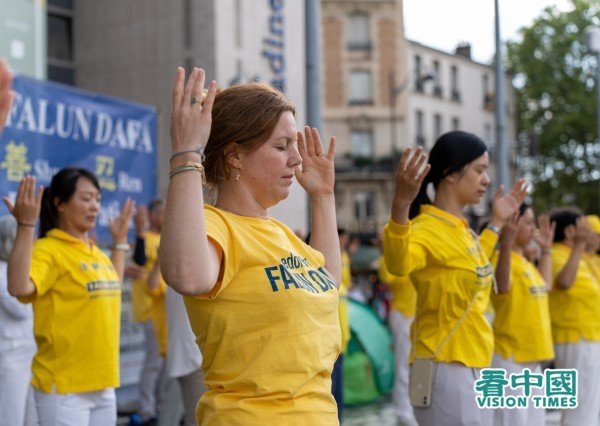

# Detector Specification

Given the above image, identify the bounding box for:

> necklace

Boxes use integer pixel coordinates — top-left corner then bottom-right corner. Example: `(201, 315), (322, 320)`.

(215, 205), (270, 220)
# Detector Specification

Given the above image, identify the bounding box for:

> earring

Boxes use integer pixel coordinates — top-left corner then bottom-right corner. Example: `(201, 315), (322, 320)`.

(236, 170), (240, 181)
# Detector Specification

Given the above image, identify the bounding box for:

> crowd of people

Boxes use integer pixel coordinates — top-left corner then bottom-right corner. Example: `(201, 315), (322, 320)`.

(0, 59), (599, 426)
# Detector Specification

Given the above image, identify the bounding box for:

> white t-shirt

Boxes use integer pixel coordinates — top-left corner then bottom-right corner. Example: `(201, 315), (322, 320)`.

(0, 260), (35, 340)
(166, 286), (202, 378)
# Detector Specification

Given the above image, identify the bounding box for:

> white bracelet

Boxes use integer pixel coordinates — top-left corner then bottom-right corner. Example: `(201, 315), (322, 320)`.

(486, 224), (501, 234)
(113, 242), (131, 252)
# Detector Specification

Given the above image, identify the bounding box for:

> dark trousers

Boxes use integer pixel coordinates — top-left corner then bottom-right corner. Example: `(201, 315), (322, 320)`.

(331, 354), (344, 422)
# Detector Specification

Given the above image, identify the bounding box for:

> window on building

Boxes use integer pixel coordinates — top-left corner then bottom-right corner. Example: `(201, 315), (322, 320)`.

(433, 60), (442, 97)
(484, 123), (493, 144)
(452, 117), (460, 130)
(415, 110), (425, 146)
(414, 55), (423, 92)
(48, 14), (73, 61)
(347, 13), (371, 50)
(350, 130), (373, 158)
(48, 0), (73, 9)
(434, 114), (442, 140)
(47, 7), (75, 85)
(48, 66), (75, 85)
(483, 73), (495, 110)
(483, 73), (489, 94)
(354, 191), (375, 223)
(450, 65), (461, 102)
(349, 70), (372, 105)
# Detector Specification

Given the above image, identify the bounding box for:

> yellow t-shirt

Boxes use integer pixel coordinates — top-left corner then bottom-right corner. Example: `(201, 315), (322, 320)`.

(143, 232), (167, 357)
(378, 255), (416, 317)
(339, 250), (351, 353)
(491, 251), (554, 363)
(184, 206), (341, 425)
(549, 243), (600, 343)
(382, 205), (497, 368)
(584, 253), (600, 284)
(25, 229), (120, 393)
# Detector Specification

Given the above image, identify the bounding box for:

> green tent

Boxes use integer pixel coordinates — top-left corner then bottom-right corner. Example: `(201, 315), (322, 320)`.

(343, 299), (395, 405)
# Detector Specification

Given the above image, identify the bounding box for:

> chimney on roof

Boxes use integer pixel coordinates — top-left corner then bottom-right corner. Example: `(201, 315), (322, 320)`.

(455, 42), (472, 59)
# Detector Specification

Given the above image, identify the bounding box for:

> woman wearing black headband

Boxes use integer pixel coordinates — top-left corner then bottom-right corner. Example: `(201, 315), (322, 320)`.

(383, 131), (527, 425)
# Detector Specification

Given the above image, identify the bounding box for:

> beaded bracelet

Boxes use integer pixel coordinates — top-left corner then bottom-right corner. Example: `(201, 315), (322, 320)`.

(540, 248), (551, 256)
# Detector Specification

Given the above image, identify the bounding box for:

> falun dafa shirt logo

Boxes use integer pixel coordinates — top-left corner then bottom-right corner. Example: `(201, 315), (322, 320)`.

(474, 368), (578, 409)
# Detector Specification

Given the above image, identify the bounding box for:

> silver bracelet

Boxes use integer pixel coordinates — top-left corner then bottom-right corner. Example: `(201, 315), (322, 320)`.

(170, 146), (205, 161)
(486, 224), (501, 234)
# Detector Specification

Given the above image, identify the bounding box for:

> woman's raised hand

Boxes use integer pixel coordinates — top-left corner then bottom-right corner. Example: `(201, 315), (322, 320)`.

(499, 212), (520, 250)
(170, 67), (217, 154)
(533, 214), (556, 250)
(2, 176), (43, 226)
(109, 198), (136, 243)
(393, 147), (430, 207)
(491, 179), (528, 227)
(295, 126), (336, 196)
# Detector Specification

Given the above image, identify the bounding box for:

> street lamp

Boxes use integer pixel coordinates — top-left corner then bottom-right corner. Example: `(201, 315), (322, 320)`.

(389, 70), (434, 167)
(584, 25), (600, 212)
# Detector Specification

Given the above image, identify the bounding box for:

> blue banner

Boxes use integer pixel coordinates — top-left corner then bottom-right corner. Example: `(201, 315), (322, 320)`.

(0, 75), (157, 245)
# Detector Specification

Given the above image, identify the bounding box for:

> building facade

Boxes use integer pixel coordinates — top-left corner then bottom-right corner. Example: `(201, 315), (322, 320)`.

(44, 0), (310, 232)
(321, 0), (516, 232)
(322, 0), (409, 233)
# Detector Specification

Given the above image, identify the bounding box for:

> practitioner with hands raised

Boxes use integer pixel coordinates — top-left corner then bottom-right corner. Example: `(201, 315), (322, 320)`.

(4, 169), (135, 426)
(382, 131), (528, 426)
(160, 67), (341, 424)
(491, 206), (555, 426)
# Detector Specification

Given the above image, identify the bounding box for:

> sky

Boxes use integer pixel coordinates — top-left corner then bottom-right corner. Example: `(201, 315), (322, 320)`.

(404, 0), (573, 64)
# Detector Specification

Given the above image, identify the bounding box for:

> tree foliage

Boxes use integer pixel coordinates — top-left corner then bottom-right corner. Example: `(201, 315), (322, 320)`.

(506, 0), (600, 214)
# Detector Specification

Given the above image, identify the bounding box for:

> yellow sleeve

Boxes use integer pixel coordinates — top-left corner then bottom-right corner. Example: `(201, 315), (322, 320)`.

(201, 208), (236, 298)
(29, 240), (60, 298)
(479, 228), (499, 260)
(382, 219), (428, 276)
(550, 245), (570, 279)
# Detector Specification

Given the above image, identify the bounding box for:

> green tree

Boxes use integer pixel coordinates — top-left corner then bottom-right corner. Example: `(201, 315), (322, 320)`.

(506, 0), (600, 214)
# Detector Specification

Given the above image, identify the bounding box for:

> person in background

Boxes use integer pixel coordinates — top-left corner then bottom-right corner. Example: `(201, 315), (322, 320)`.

(160, 68), (341, 424)
(378, 255), (417, 426)
(549, 207), (600, 425)
(383, 131), (527, 425)
(148, 257), (205, 426)
(0, 215), (38, 426)
(0, 59), (38, 426)
(331, 228), (352, 421)
(491, 204), (555, 425)
(131, 201), (168, 425)
(584, 214), (600, 282)
(4, 168), (134, 426)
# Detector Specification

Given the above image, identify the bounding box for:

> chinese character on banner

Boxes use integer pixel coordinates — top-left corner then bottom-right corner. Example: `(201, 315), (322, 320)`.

(0, 141), (31, 181)
(511, 368), (543, 397)
(475, 368), (509, 397)
(546, 369), (577, 397)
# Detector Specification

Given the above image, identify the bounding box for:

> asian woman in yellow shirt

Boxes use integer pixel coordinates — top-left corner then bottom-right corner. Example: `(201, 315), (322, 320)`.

(548, 207), (600, 425)
(159, 68), (341, 425)
(492, 205), (555, 426)
(383, 131), (527, 425)
(4, 168), (135, 425)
